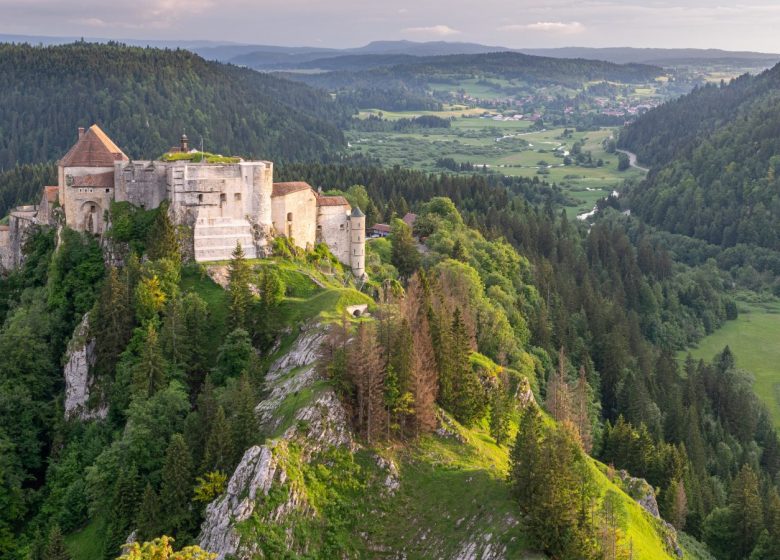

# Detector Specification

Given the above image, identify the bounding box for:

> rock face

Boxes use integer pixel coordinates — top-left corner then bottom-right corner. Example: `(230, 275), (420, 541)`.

(63, 314), (105, 421)
(198, 324), (353, 559)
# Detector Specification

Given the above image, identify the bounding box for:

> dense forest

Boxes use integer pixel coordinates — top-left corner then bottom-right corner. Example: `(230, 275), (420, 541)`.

(286, 52), (663, 109)
(619, 62), (780, 250)
(0, 42), (351, 168)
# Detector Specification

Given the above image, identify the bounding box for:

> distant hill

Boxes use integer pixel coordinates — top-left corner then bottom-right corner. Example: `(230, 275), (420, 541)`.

(516, 47), (780, 66)
(620, 61), (780, 249)
(0, 42), (350, 168)
(280, 52), (663, 110)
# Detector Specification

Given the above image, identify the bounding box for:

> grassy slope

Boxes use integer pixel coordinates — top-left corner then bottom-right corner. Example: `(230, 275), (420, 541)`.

(681, 297), (780, 427)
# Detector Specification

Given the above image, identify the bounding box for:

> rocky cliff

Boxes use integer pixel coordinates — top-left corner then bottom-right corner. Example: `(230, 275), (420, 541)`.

(63, 314), (106, 421)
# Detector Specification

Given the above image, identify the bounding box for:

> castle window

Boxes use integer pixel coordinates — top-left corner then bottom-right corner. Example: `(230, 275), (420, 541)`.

(287, 212), (293, 222)
(234, 193), (242, 201)
(198, 194), (203, 202)
(90, 205), (96, 213)
(105, 188), (110, 193)
(220, 193), (226, 204)
(340, 224), (345, 230)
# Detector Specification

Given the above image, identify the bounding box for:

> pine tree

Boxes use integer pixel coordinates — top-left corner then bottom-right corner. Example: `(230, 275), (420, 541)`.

(448, 308), (485, 426)
(573, 366), (593, 453)
(665, 478), (688, 531)
(182, 292), (210, 398)
(203, 406), (234, 473)
(489, 374), (512, 445)
(229, 372), (257, 464)
(510, 404), (544, 507)
(104, 464), (142, 559)
(42, 525), (71, 560)
(92, 266), (133, 378)
(227, 242), (252, 331)
(132, 322), (169, 398)
(750, 488), (780, 560)
(160, 434), (194, 539)
(146, 201), (180, 262)
(390, 218), (420, 277)
(403, 276), (438, 436)
(546, 347), (571, 423)
(347, 322), (387, 442)
(729, 463), (763, 559)
(135, 483), (162, 543)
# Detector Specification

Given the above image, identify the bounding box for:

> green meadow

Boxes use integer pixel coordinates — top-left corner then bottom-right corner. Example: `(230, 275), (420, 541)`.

(682, 298), (780, 427)
(348, 111), (645, 217)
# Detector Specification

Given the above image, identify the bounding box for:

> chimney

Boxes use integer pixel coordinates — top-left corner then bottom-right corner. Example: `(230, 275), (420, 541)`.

(181, 133), (189, 152)
(78, 127), (85, 139)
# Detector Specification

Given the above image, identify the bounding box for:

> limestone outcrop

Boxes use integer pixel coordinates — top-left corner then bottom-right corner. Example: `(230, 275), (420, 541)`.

(63, 314), (106, 421)
(198, 324), (352, 559)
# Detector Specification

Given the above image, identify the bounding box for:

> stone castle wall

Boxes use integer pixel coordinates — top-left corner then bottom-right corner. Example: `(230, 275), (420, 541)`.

(272, 188), (318, 249)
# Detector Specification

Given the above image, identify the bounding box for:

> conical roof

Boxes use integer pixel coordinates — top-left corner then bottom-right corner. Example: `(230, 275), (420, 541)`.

(58, 124), (128, 167)
(351, 206), (365, 218)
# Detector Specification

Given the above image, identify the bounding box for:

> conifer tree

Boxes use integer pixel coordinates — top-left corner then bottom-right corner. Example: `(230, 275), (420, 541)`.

(229, 372), (257, 464)
(104, 464), (142, 559)
(202, 406), (234, 474)
(510, 404), (544, 507)
(92, 266), (133, 378)
(390, 218), (420, 277)
(750, 488), (780, 560)
(227, 242), (252, 331)
(182, 292), (210, 397)
(147, 201), (180, 263)
(160, 434), (194, 539)
(546, 347), (571, 423)
(489, 374), (512, 445)
(729, 463), (763, 559)
(42, 525), (71, 560)
(135, 483), (162, 543)
(348, 322), (387, 442)
(573, 366), (593, 453)
(665, 478), (688, 530)
(132, 322), (169, 398)
(447, 308), (485, 426)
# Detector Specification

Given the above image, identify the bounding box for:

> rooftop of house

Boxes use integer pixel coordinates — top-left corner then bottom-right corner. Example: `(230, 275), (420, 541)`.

(59, 124), (129, 167)
(317, 195), (350, 207)
(372, 223), (391, 233)
(272, 181), (314, 197)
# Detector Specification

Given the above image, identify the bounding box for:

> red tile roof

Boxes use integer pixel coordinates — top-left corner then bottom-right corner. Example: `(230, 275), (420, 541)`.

(0, 225), (9, 232)
(317, 195), (349, 207)
(272, 181), (313, 197)
(43, 186), (59, 203)
(71, 172), (114, 188)
(59, 124), (128, 167)
(372, 223), (391, 233)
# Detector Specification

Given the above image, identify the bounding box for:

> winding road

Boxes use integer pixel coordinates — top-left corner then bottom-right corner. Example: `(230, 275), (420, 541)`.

(616, 149), (649, 173)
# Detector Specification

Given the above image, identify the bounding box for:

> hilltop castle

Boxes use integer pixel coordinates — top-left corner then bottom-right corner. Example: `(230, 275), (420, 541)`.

(0, 125), (365, 276)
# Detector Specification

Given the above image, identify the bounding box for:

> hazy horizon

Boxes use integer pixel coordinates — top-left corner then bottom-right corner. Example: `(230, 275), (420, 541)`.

(1, 0), (780, 52)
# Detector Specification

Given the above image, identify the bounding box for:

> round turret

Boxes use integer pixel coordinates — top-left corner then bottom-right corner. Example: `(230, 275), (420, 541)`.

(349, 207), (366, 277)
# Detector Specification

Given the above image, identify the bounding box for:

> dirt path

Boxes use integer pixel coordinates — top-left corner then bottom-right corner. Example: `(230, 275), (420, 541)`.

(616, 149), (649, 173)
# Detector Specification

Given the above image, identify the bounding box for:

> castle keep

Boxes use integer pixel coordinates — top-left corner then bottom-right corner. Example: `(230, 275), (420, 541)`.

(0, 125), (366, 276)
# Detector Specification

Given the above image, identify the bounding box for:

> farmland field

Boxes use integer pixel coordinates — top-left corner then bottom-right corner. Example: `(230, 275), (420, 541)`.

(348, 110), (646, 217)
(682, 297), (780, 427)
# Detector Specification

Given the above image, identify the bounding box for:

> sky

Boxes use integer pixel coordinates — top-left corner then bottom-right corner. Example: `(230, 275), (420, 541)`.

(1, 0), (780, 52)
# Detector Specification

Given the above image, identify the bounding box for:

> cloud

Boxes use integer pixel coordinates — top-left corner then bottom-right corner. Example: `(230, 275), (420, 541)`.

(402, 24), (460, 36)
(500, 21), (585, 35)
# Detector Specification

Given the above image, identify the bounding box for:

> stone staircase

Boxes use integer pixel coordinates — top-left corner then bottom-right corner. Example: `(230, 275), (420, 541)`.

(193, 217), (257, 262)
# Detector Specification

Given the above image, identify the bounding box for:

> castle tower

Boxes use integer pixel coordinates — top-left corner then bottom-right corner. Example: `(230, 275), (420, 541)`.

(58, 124), (128, 234)
(349, 206), (366, 278)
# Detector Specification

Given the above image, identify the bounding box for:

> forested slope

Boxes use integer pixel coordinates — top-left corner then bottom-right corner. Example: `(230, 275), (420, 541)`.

(619, 62), (780, 249)
(0, 42), (350, 168)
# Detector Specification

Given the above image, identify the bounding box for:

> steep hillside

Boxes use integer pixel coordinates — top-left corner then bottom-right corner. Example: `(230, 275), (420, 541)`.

(197, 324), (689, 559)
(0, 42), (350, 168)
(619, 62), (780, 249)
